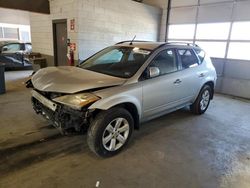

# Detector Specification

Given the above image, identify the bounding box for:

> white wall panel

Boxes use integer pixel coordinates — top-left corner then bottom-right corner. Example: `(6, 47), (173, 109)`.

(143, 0), (168, 9)
(170, 7), (197, 24)
(198, 3), (233, 23)
(0, 8), (30, 25)
(171, 0), (198, 7)
(200, 0), (233, 5)
(233, 0), (250, 21)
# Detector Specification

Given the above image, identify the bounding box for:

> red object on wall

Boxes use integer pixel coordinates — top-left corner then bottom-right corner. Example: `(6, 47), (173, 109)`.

(70, 43), (76, 51)
(68, 43), (76, 66)
(70, 19), (75, 31)
(69, 49), (74, 66)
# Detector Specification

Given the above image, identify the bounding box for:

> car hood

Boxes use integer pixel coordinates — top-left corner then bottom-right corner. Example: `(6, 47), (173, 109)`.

(31, 66), (126, 94)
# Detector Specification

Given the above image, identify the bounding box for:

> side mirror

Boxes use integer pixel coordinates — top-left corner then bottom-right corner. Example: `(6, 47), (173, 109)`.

(149, 67), (160, 78)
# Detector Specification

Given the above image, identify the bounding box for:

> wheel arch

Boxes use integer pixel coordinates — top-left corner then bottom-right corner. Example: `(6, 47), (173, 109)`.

(113, 102), (140, 130)
(203, 81), (215, 99)
(88, 97), (141, 130)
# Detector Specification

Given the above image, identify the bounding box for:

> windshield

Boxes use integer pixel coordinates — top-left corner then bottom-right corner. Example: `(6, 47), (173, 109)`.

(80, 46), (151, 78)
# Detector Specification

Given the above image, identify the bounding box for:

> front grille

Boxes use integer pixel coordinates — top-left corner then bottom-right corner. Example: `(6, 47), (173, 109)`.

(32, 97), (60, 127)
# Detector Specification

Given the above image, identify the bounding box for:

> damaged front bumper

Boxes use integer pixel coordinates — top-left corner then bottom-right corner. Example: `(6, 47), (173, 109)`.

(31, 90), (89, 134)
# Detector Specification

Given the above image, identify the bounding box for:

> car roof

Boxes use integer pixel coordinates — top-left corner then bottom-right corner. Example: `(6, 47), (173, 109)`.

(0, 40), (31, 47)
(115, 41), (201, 51)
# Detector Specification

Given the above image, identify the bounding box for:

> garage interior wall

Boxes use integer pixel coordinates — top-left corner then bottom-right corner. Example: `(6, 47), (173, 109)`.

(0, 7), (30, 25)
(30, 0), (161, 66)
(0, 7), (31, 41)
(167, 0), (250, 99)
(143, 0), (169, 41)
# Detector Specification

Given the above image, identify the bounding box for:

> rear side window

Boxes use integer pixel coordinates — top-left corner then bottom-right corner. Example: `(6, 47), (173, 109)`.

(177, 49), (199, 69)
(194, 49), (205, 63)
(150, 49), (177, 75)
(25, 44), (32, 53)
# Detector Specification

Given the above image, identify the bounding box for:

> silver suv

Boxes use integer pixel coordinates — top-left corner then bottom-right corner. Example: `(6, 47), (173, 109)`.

(29, 41), (217, 157)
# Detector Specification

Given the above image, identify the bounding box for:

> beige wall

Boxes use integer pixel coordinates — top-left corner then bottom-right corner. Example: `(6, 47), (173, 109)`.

(143, 0), (169, 41)
(143, 0), (168, 9)
(30, 0), (161, 65)
(77, 0), (161, 60)
(0, 8), (30, 25)
(29, 13), (53, 56)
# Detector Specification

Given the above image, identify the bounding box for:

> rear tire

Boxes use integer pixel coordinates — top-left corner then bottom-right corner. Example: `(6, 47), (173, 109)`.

(190, 85), (212, 115)
(87, 107), (134, 157)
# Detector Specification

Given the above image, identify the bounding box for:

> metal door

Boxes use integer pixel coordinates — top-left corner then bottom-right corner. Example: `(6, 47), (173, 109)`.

(53, 20), (68, 66)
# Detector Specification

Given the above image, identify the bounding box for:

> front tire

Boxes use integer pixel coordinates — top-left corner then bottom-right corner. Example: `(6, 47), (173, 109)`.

(190, 85), (212, 115)
(87, 108), (134, 157)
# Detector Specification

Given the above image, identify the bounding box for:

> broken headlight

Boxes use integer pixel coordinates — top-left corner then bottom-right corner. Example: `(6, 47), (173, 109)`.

(52, 93), (100, 110)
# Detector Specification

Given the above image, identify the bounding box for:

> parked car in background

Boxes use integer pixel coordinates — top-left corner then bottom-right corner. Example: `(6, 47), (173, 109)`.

(0, 41), (32, 69)
(28, 41), (217, 157)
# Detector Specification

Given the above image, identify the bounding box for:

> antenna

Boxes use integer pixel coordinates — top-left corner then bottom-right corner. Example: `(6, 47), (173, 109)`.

(130, 35), (136, 45)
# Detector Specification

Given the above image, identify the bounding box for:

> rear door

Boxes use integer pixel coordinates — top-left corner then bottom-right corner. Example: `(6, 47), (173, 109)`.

(175, 48), (203, 101)
(142, 49), (185, 119)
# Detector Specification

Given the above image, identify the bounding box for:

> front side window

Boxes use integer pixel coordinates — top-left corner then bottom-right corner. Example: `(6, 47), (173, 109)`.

(177, 49), (199, 69)
(150, 49), (177, 75)
(80, 46), (151, 78)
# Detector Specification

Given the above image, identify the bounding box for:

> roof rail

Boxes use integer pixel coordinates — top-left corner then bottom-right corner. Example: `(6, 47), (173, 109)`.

(116, 40), (152, 45)
(166, 42), (200, 48)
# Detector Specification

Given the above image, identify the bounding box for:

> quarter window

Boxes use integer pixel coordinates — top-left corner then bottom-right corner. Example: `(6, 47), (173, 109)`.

(194, 49), (205, 63)
(25, 44), (32, 53)
(177, 49), (199, 69)
(150, 49), (177, 75)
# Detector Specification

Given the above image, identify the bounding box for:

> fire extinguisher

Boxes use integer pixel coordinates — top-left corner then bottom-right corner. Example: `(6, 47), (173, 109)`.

(69, 48), (74, 66)
(67, 39), (74, 66)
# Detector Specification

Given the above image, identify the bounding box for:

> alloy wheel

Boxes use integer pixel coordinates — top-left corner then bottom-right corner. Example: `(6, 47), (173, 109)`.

(102, 118), (130, 151)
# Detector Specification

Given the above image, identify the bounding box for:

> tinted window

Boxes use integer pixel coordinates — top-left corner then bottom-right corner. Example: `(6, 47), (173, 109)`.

(177, 49), (199, 69)
(150, 49), (177, 75)
(194, 49), (205, 63)
(2, 43), (21, 53)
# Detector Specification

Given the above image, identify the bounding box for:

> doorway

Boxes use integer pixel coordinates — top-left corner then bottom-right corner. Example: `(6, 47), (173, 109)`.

(52, 19), (68, 66)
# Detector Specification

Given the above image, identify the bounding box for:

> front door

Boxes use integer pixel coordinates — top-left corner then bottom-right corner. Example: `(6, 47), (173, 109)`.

(53, 20), (68, 66)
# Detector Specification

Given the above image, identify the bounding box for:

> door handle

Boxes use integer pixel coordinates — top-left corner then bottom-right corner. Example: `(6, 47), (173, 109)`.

(174, 79), (182, 84)
(199, 73), (205, 78)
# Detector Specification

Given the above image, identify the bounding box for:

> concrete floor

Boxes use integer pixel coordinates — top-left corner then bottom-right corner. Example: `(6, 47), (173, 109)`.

(0, 70), (250, 188)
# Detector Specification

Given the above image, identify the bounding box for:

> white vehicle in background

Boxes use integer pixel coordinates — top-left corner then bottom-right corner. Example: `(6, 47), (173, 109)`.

(0, 41), (32, 69)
